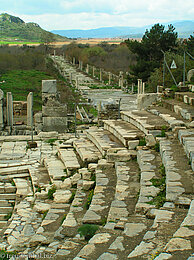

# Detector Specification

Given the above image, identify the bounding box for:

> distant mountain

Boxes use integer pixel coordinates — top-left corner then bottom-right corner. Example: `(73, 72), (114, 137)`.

(52, 21), (194, 39)
(0, 13), (68, 42)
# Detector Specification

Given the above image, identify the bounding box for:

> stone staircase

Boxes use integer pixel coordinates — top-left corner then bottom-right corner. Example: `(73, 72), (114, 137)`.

(0, 90), (194, 259)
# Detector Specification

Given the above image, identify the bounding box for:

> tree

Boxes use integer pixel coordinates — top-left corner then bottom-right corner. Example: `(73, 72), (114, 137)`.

(126, 24), (178, 82)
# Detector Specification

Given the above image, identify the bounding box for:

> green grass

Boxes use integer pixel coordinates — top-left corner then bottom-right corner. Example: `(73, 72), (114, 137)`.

(0, 41), (41, 45)
(0, 70), (54, 112)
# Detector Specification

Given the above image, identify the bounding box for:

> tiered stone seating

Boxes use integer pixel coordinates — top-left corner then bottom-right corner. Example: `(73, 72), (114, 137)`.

(161, 92), (194, 121)
(160, 139), (193, 204)
(86, 127), (123, 156)
(121, 110), (167, 136)
(73, 137), (102, 163)
(103, 119), (144, 147)
(178, 129), (194, 171)
(58, 147), (80, 172)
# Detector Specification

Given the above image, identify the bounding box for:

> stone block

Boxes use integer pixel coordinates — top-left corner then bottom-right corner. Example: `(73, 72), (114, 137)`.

(128, 140), (139, 149)
(42, 105), (67, 117)
(42, 80), (57, 94)
(43, 117), (67, 133)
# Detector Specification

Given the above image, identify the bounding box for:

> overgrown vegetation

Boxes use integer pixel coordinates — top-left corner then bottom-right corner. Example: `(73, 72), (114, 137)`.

(42, 210), (49, 220)
(78, 224), (99, 241)
(84, 189), (94, 209)
(47, 185), (56, 200)
(4, 212), (12, 221)
(138, 138), (146, 146)
(148, 164), (166, 208)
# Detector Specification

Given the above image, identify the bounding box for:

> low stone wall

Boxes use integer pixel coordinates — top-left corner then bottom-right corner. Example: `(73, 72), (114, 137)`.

(137, 93), (161, 110)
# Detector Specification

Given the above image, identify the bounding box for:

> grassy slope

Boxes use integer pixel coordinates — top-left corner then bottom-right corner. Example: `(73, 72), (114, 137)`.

(0, 13), (67, 42)
(0, 70), (54, 111)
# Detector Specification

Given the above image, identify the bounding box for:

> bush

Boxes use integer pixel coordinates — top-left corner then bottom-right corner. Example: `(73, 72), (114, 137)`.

(78, 224), (99, 241)
(138, 138), (146, 146)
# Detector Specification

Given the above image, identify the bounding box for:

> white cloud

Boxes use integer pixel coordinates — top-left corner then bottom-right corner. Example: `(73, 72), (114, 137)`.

(12, 0), (193, 30)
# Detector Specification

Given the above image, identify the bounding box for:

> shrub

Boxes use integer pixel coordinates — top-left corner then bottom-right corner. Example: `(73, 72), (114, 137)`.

(78, 224), (99, 241)
(138, 138), (146, 146)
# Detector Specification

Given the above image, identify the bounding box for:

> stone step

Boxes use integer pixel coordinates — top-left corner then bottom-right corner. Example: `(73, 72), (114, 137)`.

(82, 160), (116, 225)
(86, 127), (123, 156)
(0, 214), (7, 220)
(0, 207), (13, 213)
(160, 139), (193, 203)
(44, 156), (66, 181)
(73, 137), (102, 164)
(104, 119), (144, 147)
(0, 173), (29, 180)
(0, 194), (16, 200)
(58, 148), (80, 171)
(0, 165), (29, 175)
(175, 92), (194, 106)
(121, 110), (168, 136)
(0, 186), (16, 194)
(0, 221), (7, 228)
(0, 200), (14, 207)
(162, 99), (194, 121)
(178, 129), (194, 171)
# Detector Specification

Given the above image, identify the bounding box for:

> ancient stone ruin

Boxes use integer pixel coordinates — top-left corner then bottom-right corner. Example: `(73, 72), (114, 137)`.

(0, 55), (193, 259)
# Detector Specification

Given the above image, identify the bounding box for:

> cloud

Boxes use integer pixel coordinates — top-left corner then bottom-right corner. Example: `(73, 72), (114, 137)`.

(1, 0), (193, 30)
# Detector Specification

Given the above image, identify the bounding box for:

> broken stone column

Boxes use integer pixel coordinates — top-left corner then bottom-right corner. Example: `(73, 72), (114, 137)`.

(54, 50), (56, 58)
(6, 92), (13, 128)
(42, 80), (67, 133)
(86, 64), (89, 74)
(0, 89), (4, 130)
(119, 71), (124, 89)
(73, 57), (76, 65)
(108, 72), (111, 85)
(138, 79), (143, 94)
(76, 76), (79, 89)
(142, 82), (145, 94)
(69, 72), (73, 84)
(93, 66), (95, 77)
(131, 83), (135, 94)
(80, 61), (83, 71)
(100, 69), (102, 81)
(27, 92), (33, 128)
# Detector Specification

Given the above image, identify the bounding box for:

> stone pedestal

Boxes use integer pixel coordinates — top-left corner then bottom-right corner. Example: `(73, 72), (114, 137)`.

(6, 92), (13, 127)
(27, 92), (33, 128)
(41, 80), (67, 133)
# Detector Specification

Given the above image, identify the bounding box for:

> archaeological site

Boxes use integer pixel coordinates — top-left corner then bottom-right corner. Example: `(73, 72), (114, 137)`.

(0, 53), (193, 260)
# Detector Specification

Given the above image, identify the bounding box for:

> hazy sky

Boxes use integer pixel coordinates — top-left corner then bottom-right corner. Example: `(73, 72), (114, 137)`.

(0, 0), (193, 30)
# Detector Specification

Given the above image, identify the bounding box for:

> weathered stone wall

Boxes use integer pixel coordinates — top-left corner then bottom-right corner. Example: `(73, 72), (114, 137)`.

(13, 101), (27, 116)
(137, 93), (161, 110)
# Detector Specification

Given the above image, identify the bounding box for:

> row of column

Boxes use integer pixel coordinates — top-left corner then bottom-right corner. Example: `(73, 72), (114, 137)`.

(76, 59), (125, 87)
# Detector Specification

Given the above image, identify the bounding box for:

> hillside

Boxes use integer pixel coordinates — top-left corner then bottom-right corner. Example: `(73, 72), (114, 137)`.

(0, 13), (68, 42)
(52, 20), (194, 39)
